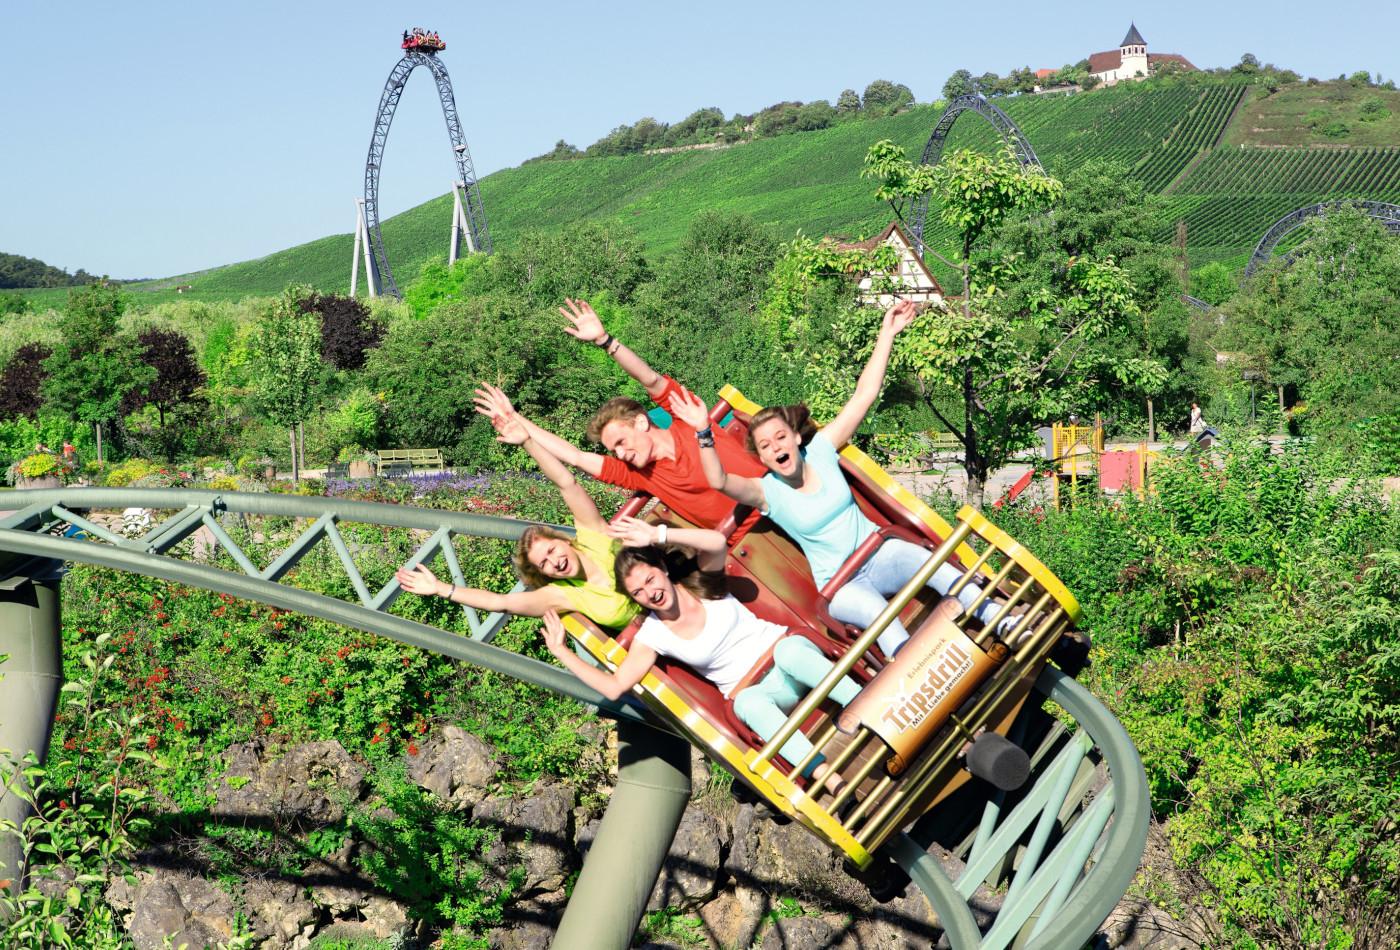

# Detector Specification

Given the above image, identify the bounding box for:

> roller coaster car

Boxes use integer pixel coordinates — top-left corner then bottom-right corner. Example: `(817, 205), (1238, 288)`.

(402, 32), (445, 52)
(562, 385), (1084, 870)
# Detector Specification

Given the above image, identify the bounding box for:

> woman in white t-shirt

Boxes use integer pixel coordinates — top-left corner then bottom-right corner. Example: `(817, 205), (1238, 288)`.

(540, 518), (860, 783)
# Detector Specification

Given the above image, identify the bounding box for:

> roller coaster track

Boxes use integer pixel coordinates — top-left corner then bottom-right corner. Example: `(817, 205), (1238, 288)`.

(363, 51), (492, 299)
(0, 488), (1147, 948)
(1245, 199), (1400, 277)
(911, 94), (1043, 257)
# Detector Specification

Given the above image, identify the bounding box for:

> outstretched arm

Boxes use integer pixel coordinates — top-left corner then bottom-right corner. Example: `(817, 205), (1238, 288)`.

(671, 388), (767, 508)
(474, 383), (606, 479)
(395, 563), (570, 616)
(606, 516), (728, 573)
(488, 410), (607, 533)
(560, 298), (667, 400)
(541, 610), (658, 700)
(824, 299), (917, 449)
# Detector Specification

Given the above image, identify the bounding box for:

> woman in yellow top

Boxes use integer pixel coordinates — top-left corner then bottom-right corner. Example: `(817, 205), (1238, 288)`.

(396, 386), (640, 629)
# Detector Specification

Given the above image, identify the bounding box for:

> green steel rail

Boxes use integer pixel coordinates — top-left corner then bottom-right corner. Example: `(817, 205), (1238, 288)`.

(0, 487), (643, 723)
(0, 487), (1150, 948)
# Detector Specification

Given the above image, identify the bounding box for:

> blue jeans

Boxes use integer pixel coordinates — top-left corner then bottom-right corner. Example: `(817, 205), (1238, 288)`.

(828, 537), (998, 656)
(732, 636), (860, 771)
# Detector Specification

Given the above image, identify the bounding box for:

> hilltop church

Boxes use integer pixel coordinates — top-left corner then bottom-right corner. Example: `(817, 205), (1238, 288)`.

(1088, 24), (1195, 86)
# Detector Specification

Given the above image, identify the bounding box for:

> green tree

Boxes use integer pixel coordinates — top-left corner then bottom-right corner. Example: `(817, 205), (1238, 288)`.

(861, 79), (915, 114)
(1190, 261), (1236, 306)
(40, 282), (152, 464)
(1219, 207), (1400, 442)
(248, 287), (323, 480)
(836, 88), (861, 114)
(941, 69), (975, 100)
(863, 142), (1155, 504)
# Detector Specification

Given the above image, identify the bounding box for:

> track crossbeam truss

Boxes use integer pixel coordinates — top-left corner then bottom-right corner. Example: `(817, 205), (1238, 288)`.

(0, 488), (637, 722)
(1244, 199), (1400, 277)
(910, 93), (1043, 257)
(363, 51), (492, 299)
(890, 667), (1148, 949)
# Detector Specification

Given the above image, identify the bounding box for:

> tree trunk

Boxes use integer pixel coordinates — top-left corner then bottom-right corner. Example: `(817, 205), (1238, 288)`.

(297, 422), (305, 478)
(94, 422), (103, 467)
(289, 428), (298, 483)
(1147, 398), (1156, 443)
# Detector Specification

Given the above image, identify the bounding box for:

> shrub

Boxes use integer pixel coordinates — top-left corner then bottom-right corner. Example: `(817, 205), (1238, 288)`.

(100, 457), (160, 487)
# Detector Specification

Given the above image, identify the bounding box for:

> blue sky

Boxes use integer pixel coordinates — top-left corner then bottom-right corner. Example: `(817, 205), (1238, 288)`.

(2, 0), (1397, 279)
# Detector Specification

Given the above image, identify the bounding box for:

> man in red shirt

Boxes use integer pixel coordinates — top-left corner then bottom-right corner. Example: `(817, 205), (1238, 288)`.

(474, 298), (767, 542)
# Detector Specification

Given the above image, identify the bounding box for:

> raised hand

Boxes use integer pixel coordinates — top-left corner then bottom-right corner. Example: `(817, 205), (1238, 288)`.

(492, 413), (529, 446)
(473, 382), (517, 422)
(559, 297), (607, 344)
(396, 563), (446, 597)
(541, 609), (569, 657)
(670, 387), (711, 431)
(607, 515), (664, 548)
(881, 299), (918, 336)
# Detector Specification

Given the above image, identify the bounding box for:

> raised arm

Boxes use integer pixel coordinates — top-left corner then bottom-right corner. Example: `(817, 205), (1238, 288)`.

(395, 563), (570, 617)
(474, 383), (606, 479)
(606, 516), (728, 573)
(670, 388), (766, 509)
(488, 410), (607, 533)
(541, 609), (657, 700)
(560, 298), (667, 400)
(823, 299), (917, 449)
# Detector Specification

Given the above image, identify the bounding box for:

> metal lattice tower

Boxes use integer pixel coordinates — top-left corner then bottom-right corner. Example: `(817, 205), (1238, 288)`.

(910, 93), (1043, 256)
(1244, 199), (1400, 276)
(363, 48), (492, 299)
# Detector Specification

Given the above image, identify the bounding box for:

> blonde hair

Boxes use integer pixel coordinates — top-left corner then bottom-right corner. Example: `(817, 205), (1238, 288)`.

(512, 524), (573, 588)
(586, 397), (646, 445)
(746, 404), (818, 454)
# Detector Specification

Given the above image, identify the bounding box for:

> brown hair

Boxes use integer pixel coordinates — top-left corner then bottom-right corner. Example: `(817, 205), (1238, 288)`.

(512, 524), (574, 589)
(614, 545), (727, 604)
(587, 397), (647, 445)
(746, 404), (819, 454)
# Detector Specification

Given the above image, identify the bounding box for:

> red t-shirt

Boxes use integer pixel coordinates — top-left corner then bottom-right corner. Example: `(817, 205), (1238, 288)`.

(598, 376), (767, 540)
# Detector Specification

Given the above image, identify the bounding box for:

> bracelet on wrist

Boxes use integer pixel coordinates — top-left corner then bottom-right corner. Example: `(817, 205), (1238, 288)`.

(444, 583), (457, 599)
(696, 427), (715, 448)
(595, 332), (613, 349)
(656, 523), (668, 545)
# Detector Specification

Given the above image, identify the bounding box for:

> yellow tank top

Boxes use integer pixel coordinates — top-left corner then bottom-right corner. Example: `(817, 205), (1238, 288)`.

(554, 526), (640, 629)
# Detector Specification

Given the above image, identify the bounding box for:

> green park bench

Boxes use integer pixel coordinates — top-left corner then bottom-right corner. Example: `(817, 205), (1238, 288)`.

(376, 448), (446, 477)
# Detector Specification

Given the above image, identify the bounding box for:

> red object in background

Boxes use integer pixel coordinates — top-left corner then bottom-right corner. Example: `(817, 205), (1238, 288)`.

(1099, 450), (1141, 492)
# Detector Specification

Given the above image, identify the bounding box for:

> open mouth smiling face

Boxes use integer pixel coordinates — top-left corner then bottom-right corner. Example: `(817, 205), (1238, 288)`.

(753, 419), (801, 478)
(625, 565), (675, 613)
(531, 539), (577, 579)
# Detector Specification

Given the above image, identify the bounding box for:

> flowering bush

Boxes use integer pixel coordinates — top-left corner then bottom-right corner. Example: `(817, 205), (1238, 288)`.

(6, 450), (75, 485)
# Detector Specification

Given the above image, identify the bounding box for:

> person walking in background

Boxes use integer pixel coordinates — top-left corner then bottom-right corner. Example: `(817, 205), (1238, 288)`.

(1189, 402), (1204, 436)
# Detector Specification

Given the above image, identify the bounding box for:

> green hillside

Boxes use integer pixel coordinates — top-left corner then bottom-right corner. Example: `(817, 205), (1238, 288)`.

(64, 77), (1400, 304)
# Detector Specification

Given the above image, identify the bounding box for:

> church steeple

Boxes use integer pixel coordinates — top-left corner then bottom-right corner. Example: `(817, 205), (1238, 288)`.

(1121, 23), (1146, 48)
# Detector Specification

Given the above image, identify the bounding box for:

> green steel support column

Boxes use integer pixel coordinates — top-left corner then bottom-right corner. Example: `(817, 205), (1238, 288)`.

(0, 574), (61, 891)
(554, 720), (692, 948)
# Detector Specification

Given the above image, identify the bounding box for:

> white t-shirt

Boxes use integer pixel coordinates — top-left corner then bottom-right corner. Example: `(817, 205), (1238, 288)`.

(635, 594), (785, 697)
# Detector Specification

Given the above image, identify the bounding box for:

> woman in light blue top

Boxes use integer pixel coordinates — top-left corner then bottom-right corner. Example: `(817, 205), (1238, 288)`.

(672, 300), (999, 657)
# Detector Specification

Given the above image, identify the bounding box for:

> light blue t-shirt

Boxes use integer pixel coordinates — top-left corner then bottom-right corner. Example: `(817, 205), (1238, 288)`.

(761, 431), (877, 589)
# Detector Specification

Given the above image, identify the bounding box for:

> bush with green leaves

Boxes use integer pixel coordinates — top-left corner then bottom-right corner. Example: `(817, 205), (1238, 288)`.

(995, 433), (1400, 945)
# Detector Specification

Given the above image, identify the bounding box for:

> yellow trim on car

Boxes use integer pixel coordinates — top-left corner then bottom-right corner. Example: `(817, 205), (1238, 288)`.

(957, 506), (1082, 623)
